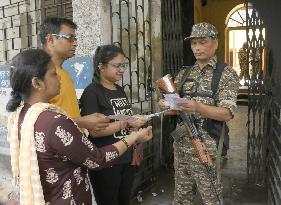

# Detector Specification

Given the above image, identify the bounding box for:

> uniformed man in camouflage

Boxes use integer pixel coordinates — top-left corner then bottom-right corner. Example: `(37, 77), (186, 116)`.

(159, 22), (239, 205)
(238, 42), (249, 80)
(249, 48), (261, 79)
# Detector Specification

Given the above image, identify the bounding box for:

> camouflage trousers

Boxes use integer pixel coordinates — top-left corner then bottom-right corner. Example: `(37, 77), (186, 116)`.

(173, 137), (223, 205)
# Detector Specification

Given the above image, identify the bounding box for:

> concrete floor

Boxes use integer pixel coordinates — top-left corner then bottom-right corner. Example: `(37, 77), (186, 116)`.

(131, 106), (268, 205)
(0, 106), (268, 205)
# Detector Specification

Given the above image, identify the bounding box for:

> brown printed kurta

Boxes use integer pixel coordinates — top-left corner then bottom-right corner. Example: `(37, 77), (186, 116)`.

(18, 104), (119, 205)
(173, 56), (239, 205)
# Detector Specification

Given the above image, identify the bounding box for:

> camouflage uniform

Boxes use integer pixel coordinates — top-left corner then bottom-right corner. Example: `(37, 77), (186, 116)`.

(173, 22), (240, 205)
(238, 43), (249, 80)
(249, 49), (261, 78)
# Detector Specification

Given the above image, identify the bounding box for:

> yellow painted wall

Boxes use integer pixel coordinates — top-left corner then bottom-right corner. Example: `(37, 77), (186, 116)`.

(195, 0), (244, 60)
(194, 0), (203, 23)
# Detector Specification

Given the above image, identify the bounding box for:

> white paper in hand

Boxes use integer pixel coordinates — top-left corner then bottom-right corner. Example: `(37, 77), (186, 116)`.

(174, 97), (190, 104)
(108, 114), (134, 122)
(164, 94), (189, 109)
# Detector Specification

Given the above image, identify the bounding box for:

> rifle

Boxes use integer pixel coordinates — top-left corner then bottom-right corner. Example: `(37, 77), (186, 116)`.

(157, 74), (223, 205)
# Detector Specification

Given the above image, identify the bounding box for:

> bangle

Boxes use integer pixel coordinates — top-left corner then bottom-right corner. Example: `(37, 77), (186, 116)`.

(121, 137), (130, 148)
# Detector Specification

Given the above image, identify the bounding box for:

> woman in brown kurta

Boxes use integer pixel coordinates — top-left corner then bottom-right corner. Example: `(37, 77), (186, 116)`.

(6, 49), (152, 205)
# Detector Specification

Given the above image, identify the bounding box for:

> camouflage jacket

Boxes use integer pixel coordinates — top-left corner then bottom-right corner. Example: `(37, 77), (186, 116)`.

(174, 56), (240, 128)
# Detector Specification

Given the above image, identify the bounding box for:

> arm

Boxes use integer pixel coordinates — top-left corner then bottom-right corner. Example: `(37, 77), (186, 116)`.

(73, 113), (109, 131)
(159, 99), (230, 120)
(89, 121), (127, 138)
(46, 114), (118, 170)
(44, 113), (152, 170)
(177, 67), (240, 122)
(90, 114), (151, 136)
(158, 99), (179, 116)
(178, 101), (232, 121)
(81, 85), (146, 137)
(127, 115), (151, 131)
(80, 86), (127, 137)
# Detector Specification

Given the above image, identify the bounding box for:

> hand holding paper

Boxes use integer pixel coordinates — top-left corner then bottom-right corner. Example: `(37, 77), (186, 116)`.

(163, 94), (190, 109)
(108, 114), (151, 130)
(177, 99), (199, 113)
(128, 114), (151, 129)
(108, 114), (134, 121)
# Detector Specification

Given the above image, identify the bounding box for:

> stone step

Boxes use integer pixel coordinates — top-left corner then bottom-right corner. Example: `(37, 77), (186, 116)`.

(237, 86), (249, 106)
(237, 99), (248, 106)
(238, 93), (248, 99)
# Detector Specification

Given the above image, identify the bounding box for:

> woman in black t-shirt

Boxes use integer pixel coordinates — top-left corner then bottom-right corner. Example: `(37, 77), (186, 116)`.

(80, 45), (149, 205)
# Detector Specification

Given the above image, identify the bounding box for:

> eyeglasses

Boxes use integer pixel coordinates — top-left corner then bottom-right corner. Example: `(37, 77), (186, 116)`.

(107, 62), (129, 71)
(51, 34), (78, 42)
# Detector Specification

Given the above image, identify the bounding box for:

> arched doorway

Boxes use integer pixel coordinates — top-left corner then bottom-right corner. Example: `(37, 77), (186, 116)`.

(225, 4), (249, 84)
(225, 4), (265, 84)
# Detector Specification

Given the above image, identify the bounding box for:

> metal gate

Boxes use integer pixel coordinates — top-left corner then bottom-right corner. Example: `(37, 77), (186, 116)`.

(246, 2), (281, 204)
(109, 0), (154, 195)
(161, 0), (184, 168)
(161, 0), (194, 76)
(246, 2), (268, 185)
(0, 0), (72, 65)
(162, 0), (184, 76)
(160, 0), (194, 168)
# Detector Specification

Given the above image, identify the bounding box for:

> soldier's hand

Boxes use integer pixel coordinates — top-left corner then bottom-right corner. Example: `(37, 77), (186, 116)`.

(158, 99), (180, 116)
(177, 100), (199, 113)
(158, 99), (169, 111)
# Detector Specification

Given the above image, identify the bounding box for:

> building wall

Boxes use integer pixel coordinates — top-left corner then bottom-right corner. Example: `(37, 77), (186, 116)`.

(194, 0), (203, 23)
(196, 0), (244, 61)
(0, 0), (41, 64)
(72, 0), (108, 57)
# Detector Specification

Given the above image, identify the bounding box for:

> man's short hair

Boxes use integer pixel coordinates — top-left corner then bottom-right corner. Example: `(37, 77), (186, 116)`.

(39, 17), (77, 45)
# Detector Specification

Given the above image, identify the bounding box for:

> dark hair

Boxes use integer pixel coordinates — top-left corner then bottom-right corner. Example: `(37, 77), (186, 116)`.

(39, 17), (77, 45)
(6, 49), (51, 112)
(93, 44), (125, 82)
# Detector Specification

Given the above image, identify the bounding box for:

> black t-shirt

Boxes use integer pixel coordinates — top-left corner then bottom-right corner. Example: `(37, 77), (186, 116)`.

(80, 82), (133, 164)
